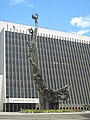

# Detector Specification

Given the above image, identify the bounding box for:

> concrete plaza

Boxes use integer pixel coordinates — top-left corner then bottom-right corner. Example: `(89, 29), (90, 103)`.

(0, 112), (90, 120)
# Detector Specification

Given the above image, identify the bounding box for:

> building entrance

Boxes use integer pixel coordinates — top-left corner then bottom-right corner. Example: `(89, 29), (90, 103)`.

(4, 103), (36, 112)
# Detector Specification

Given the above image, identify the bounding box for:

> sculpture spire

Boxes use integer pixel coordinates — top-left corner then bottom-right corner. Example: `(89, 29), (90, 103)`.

(27, 13), (69, 103)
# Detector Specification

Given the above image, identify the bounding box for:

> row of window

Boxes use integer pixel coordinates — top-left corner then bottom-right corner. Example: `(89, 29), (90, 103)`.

(5, 31), (30, 40)
(37, 35), (90, 104)
(5, 31), (90, 103)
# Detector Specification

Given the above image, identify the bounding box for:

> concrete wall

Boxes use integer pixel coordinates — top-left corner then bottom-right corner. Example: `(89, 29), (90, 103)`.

(0, 75), (4, 111)
(0, 29), (5, 111)
(0, 29), (4, 74)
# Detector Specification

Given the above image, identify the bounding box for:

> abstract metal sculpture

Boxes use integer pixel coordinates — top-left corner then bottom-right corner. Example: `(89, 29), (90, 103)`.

(26, 13), (69, 103)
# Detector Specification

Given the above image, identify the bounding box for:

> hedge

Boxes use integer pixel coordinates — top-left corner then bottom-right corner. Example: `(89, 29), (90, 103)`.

(20, 109), (82, 113)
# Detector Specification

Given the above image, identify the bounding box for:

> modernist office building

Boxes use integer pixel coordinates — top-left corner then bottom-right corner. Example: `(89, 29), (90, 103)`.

(0, 21), (90, 112)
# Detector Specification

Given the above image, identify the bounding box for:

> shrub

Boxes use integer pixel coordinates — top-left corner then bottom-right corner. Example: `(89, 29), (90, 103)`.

(20, 109), (82, 113)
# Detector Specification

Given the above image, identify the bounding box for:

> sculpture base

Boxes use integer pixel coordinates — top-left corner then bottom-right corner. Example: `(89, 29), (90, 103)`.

(39, 94), (59, 110)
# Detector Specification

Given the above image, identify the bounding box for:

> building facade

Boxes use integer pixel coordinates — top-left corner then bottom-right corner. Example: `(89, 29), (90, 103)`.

(0, 21), (90, 112)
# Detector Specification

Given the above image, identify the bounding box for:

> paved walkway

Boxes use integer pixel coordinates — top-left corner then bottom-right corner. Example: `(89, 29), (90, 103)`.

(0, 111), (90, 120)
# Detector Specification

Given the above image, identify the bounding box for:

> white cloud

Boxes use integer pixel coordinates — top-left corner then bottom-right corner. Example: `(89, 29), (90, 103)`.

(69, 16), (90, 36)
(9, 0), (34, 7)
(24, 1), (34, 8)
(10, 0), (25, 5)
(27, 4), (34, 8)
(75, 29), (90, 35)
(70, 16), (90, 28)
(68, 29), (90, 35)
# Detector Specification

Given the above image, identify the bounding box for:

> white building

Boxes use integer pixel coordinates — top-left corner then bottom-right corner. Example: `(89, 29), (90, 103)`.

(0, 21), (90, 111)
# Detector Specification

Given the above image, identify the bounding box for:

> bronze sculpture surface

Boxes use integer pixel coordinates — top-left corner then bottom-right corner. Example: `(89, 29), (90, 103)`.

(26, 13), (69, 103)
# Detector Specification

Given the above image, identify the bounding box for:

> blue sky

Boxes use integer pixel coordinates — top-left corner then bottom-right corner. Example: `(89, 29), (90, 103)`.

(0, 0), (90, 36)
